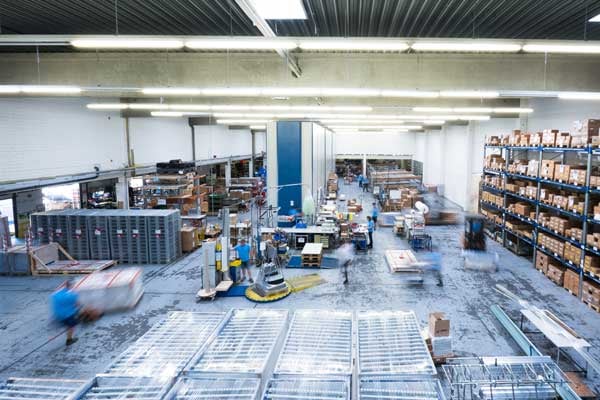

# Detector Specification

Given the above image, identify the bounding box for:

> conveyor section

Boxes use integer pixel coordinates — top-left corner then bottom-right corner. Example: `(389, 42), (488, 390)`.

(262, 377), (350, 400)
(187, 309), (288, 376)
(274, 310), (353, 376)
(357, 311), (435, 376)
(0, 378), (86, 399)
(104, 311), (226, 377)
(165, 377), (261, 399)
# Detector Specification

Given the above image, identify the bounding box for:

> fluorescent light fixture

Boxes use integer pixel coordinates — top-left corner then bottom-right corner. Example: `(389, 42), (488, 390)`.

(320, 88), (380, 97)
(299, 39), (409, 51)
(328, 125), (423, 130)
(453, 107), (493, 113)
(0, 85), (21, 93)
(168, 104), (212, 111)
(319, 119), (406, 124)
(261, 87), (321, 97)
(423, 120), (446, 125)
(493, 107), (534, 113)
(142, 88), (202, 96)
(380, 90), (440, 98)
(216, 119), (270, 124)
(250, 125), (267, 130)
(128, 103), (170, 110)
(411, 41), (521, 52)
(413, 107), (453, 113)
(185, 38), (297, 50)
(558, 92), (600, 100)
(87, 103), (128, 110)
(21, 85), (81, 94)
(151, 111), (184, 117)
(71, 38), (183, 49)
(456, 115), (491, 121)
(250, 0), (307, 19)
(590, 14), (600, 22)
(201, 88), (263, 96)
(440, 91), (499, 98)
(523, 43), (600, 54)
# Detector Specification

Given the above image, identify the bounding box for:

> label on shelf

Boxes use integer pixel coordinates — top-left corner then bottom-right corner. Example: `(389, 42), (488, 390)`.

(55, 229), (62, 234)
(158, 199), (166, 205)
(75, 229), (82, 235)
(132, 229), (139, 234)
(155, 229), (161, 235)
(94, 229), (101, 235)
(37, 228), (43, 232)
(116, 229), (123, 235)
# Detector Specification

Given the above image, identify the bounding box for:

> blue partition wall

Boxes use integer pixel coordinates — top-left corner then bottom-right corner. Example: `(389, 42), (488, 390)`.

(276, 121), (302, 215)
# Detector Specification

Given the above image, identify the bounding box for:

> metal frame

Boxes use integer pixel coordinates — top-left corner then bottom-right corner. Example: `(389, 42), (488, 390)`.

(104, 311), (227, 377)
(274, 310), (353, 376)
(186, 309), (289, 377)
(76, 376), (172, 400)
(164, 376), (261, 400)
(442, 356), (567, 400)
(0, 378), (87, 400)
(357, 310), (436, 376)
(358, 377), (446, 400)
(262, 376), (351, 400)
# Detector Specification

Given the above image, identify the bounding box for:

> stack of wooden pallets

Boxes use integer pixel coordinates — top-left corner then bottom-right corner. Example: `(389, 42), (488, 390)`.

(301, 243), (323, 267)
(385, 249), (419, 273)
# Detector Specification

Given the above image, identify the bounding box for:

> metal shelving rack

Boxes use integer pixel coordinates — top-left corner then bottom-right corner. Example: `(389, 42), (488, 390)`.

(357, 311), (436, 376)
(165, 377), (261, 400)
(481, 144), (600, 299)
(274, 310), (353, 376)
(104, 311), (226, 378)
(0, 378), (87, 400)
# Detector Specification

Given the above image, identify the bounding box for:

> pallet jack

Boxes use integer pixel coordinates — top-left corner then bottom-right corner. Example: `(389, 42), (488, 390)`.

(245, 240), (291, 302)
(462, 214), (498, 271)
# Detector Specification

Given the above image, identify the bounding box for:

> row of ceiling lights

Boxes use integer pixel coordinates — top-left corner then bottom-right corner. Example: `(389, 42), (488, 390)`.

(67, 37), (600, 54)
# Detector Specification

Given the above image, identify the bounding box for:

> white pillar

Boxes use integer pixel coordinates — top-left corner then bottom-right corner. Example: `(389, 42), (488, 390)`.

(115, 176), (129, 209)
(464, 122), (477, 212)
(266, 121), (278, 208)
(225, 160), (232, 188)
(362, 154), (367, 176)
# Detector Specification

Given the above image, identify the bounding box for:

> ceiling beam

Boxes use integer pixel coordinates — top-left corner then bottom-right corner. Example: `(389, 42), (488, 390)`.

(234, 0), (302, 78)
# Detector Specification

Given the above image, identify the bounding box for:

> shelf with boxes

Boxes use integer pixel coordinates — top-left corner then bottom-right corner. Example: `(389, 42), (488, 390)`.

(482, 125), (600, 311)
(141, 173), (208, 216)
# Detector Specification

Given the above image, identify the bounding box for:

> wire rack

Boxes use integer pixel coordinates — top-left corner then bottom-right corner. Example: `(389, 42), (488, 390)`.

(359, 377), (447, 400)
(79, 376), (171, 400)
(104, 311), (226, 377)
(165, 377), (261, 400)
(262, 377), (350, 400)
(0, 378), (87, 399)
(186, 309), (288, 376)
(357, 311), (436, 376)
(442, 357), (566, 400)
(274, 310), (353, 376)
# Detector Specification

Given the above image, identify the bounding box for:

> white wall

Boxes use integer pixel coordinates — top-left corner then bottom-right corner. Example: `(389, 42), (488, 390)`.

(527, 98), (600, 132)
(129, 117), (192, 164)
(334, 132), (416, 156)
(0, 98), (126, 182)
(194, 125), (253, 159)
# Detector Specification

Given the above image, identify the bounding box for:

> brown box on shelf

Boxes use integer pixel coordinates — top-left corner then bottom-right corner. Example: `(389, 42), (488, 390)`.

(527, 160), (539, 177)
(540, 160), (556, 180)
(508, 132), (521, 145)
(429, 312), (450, 337)
(569, 227), (583, 242)
(529, 211), (536, 220)
(584, 255), (600, 270)
(591, 176), (600, 188)
(555, 132), (571, 147)
(571, 135), (588, 147)
(530, 132), (542, 145)
(583, 280), (600, 298)
(525, 185), (537, 198)
(573, 119), (600, 140)
(568, 168), (587, 186)
(535, 252), (549, 273)
(542, 129), (558, 146)
(546, 264), (566, 286)
(564, 242), (582, 265)
(514, 203), (531, 216)
(519, 133), (531, 146)
(583, 292), (600, 307)
(563, 269), (581, 296)
(554, 164), (571, 181)
(487, 136), (500, 145)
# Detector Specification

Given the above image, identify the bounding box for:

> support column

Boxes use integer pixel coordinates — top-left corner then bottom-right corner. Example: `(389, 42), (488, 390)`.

(464, 122), (477, 212)
(190, 125), (196, 161)
(362, 154), (367, 176)
(250, 130), (255, 177)
(115, 175), (130, 209)
(225, 160), (232, 188)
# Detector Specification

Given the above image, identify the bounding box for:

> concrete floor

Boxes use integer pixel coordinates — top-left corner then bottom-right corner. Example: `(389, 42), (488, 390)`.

(1, 181), (599, 393)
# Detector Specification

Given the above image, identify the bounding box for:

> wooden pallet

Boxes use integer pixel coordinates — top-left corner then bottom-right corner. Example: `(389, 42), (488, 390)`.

(34, 260), (116, 275)
(583, 301), (600, 313)
(563, 287), (578, 297)
(301, 262), (321, 267)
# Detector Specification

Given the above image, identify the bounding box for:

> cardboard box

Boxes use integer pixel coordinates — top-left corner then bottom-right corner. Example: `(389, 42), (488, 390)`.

(530, 132), (542, 146)
(431, 336), (453, 357)
(555, 132), (571, 147)
(429, 312), (450, 337)
(181, 226), (198, 252)
(514, 203), (531, 216)
(555, 164), (571, 181)
(519, 133), (530, 146)
(527, 160), (539, 177)
(540, 160), (556, 180)
(535, 252), (549, 273)
(542, 129), (558, 146)
(573, 119), (600, 141)
(563, 269), (580, 296)
(568, 168), (587, 186)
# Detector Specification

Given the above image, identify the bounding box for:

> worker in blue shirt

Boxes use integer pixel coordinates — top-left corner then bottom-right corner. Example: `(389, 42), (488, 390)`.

(234, 238), (253, 284)
(367, 216), (374, 249)
(50, 280), (80, 346)
(357, 174), (363, 189)
(362, 176), (369, 192)
(371, 202), (379, 230)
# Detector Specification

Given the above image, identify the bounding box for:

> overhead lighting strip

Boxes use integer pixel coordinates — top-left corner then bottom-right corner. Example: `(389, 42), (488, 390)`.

(413, 107), (533, 113)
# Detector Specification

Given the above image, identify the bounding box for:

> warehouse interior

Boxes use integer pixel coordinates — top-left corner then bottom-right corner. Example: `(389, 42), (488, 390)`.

(1, 1), (600, 399)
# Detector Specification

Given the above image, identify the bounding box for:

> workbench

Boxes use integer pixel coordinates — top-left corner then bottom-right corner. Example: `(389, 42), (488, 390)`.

(260, 226), (339, 249)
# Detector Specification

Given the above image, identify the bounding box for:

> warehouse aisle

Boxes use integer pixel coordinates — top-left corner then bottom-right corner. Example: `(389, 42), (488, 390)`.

(0, 180), (599, 385)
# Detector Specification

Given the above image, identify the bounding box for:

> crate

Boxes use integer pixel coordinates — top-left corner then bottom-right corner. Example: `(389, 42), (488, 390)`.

(87, 211), (112, 260)
(109, 211), (149, 264)
(66, 210), (91, 260)
(147, 210), (181, 264)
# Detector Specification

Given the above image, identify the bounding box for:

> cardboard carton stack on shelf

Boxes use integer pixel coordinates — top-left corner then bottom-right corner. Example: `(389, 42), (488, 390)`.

(566, 227), (583, 242)
(507, 160), (528, 175)
(563, 269), (581, 295)
(484, 155), (505, 170)
(563, 242), (582, 265)
(482, 175), (503, 188)
(507, 202), (531, 218)
(541, 129), (559, 146)
(583, 280), (600, 309)
(547, 263), (567, 285)
(486, 136), (501, 145)
(537, 232), (565, 258)
(572, 119), (600, 147)
(481, 191), (503, 207)
(142, 172), (207, 216)
(327, 172), (338, 194)
(535, 252), (549, 274)
(584, 255), (600, 275)
(505, 181), (526, 193)
(480, 208), (503, 225)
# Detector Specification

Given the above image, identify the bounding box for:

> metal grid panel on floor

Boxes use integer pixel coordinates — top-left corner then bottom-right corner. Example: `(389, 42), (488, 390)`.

(262, 377), (350, 400)
(274, 310), (353, 376)
(186, 309), (288, 376)
(165, 377), (261, 400)
(104, 311), (226, 378)
(357, 311), (436, 376)
(0, 377), (86, 399)
(78, 376), (171, 400)
(358, 377), (446, 400)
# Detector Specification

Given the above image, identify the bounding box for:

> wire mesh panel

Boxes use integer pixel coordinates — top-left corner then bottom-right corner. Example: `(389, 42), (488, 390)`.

(357, 311), (436, 376)
(165, 377), (261, 400)
(274, 310), (353, 376)
(262, 377), (350, 400)
(187, 309), (288, 376)
(359, 377), (446, 400)
(0, 377), (86, 399)
(104, 311), (226, 378)
(79, 376), (171, 400)
(442, 357), (565, 400)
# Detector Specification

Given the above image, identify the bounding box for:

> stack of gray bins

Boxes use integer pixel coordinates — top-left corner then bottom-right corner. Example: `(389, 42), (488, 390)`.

(66, 209), (91, 260)
(30, 212), (49, 244)
(108, 210), (149, 264)
(146, 210), (180, 264)
(87, 211), (112, 260)
(46, 210), (70, 250)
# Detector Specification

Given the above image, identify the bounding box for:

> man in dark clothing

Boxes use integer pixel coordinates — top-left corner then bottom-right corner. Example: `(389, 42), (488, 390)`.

(367, 216), (374, 249)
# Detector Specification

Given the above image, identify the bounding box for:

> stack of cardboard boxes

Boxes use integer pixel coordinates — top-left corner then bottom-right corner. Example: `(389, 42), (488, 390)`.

(537, 232), (565, 258)
(327, 172), (338, 194)
(427, 312), (452, 360)
(542, 129), (559, 146)
(482, 175), (503, 188)
(572, 119), (600, 147)
(563, 242), (582, 265)
(507, 160), (528, 175)
(583, 280), (600, 310)
(507, 202), (531, 217)
(566, 227), (583, 242)
(563, 269), (581, 296)
(482, 192), (503, 207)
(485, 155), (506, 170)
(505, 181), (526, 193)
